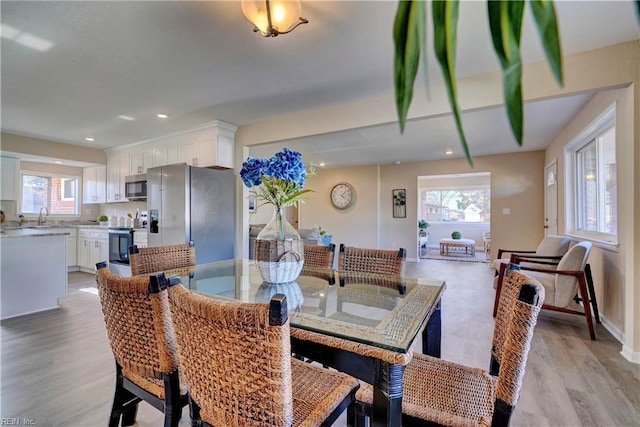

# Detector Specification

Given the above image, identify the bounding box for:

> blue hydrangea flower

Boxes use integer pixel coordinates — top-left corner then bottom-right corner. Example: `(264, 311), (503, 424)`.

(240, 157), (269, 187)
(240, 148), (312, 209)
(267, 148), (306, 187)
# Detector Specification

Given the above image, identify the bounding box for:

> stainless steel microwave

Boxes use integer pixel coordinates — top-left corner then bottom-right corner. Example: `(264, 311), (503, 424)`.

(125, 174), (147, 201)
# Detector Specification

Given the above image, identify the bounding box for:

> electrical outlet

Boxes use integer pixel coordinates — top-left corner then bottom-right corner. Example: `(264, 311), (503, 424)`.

(86, 208), (92, 215)
(503, 208), (511, 215)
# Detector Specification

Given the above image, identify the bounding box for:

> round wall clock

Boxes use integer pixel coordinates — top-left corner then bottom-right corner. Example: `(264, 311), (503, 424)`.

(330, 182), (355, 210)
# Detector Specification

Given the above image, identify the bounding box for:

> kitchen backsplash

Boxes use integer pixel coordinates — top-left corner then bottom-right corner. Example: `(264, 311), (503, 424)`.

(1, 200), (148, 227)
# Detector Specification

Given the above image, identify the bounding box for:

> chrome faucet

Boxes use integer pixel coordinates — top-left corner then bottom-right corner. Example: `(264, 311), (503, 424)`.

(38, 206), (49, 225)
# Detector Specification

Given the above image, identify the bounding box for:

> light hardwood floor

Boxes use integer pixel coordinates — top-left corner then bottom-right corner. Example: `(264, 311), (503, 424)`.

(1, 259), (638, 426)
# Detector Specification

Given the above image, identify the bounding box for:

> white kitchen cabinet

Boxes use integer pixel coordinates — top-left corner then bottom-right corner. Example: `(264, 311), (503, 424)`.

(152, 142), (179, 168)
(178, 139), (208, 167)
(49, 227), (78, 269)
(82, 165), (106, 204)
(66, 228), (77, 268)
(177, 121), (235, 168)
(134, 229), (148, 248)
(1, 156), (20, 200)
(129, 148), (153, 175)
(78, 228), (108, 272)
(107, 151), (129, 202)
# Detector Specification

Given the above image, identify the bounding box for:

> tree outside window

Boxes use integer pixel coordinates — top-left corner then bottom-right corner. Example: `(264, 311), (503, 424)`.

(21, 173), (79, 215)
(421, 188), (490, 223)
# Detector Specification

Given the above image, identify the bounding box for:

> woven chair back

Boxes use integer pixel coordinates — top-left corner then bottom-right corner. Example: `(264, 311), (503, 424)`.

(338, 245), (407, 276)
(303, 244), (335, 268)
(168, 284), (294, 426)
(492, 270), (545, 407)
(129, 243), (195, 276)
(95, 268), (179, 381)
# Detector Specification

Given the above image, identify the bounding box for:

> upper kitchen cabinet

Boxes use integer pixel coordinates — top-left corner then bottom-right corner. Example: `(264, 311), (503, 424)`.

(107, 151), (129, 202)
(82, 165), (106, 204)
(152, 142), (178, 168)
(177, 121), (236, 168)
(129, 147), (153, 175)
(1, 156), (20, 200)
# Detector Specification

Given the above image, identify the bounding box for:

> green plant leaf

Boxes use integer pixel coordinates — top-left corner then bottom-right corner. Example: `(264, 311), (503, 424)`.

(433, 0), (473, 165)
(393, 0), (425, 132)
(488, 0), (525, 145)
(530, 0), (563, 84)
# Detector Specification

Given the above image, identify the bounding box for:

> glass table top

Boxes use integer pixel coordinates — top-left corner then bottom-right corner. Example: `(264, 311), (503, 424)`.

(160, 259), (445, 353)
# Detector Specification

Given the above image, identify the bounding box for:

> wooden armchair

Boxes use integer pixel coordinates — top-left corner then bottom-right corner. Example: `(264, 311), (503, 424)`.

(167, 281), (360, 426)
(338, 244), (407, 276)
(94, 263), (189, 427)
(128, 242), (195, 276)
(355, 270), (545, 426)
(495, 241), (598, 340)
(493, 235), (571, 272)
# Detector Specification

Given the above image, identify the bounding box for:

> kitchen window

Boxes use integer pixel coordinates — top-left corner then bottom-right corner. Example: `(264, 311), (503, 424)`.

(20, 172), (80, 215)
(565, 105), (617, 245)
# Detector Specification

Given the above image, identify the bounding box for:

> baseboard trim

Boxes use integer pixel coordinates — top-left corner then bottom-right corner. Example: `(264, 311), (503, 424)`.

(600, 316), (640, 364)
(600, 315), (624, 342)
(621, 346), (640, 364)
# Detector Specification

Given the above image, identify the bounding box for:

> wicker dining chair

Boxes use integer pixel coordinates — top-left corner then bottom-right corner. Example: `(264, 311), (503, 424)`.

(167, 281), (360, 427)
(303, 243), (336, 269)
(338, 244), (407, 276)
(94, 263), (189, 427)
(355, 268), (545, 427)
(128, 242), (195, 276)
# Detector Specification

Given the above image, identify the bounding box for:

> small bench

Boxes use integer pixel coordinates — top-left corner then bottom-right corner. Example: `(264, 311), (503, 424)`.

(440, 238), (476, 257)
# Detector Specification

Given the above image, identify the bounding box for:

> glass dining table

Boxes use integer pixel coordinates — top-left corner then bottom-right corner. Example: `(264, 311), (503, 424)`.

(157, 259), (446, 427)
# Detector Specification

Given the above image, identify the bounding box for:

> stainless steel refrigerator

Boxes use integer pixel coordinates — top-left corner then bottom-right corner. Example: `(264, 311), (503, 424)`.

(147, 163), (235, 264)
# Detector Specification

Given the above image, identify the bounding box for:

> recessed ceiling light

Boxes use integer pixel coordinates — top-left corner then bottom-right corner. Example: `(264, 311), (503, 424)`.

(156, 113), (168, 119)
(445, 149), (453, 155)
(395, 161), (401, 165)
(53, 160), (63, 164)
(318, 162), (325, 167)
(85, 137), (95, 142)
(118, 115), (135, 121)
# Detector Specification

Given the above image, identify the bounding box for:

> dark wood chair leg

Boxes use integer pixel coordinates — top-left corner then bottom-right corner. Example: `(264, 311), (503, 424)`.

(189, 396), (202, 427)
(346, 401), (356, 427)
(163, 370), (182, 427)
(122, 404), (138, 427)
(111, 363), (139, 427)
(585, 264), (601, 324)
(492, 264), (507, 318)
(577, 273), (596, 340)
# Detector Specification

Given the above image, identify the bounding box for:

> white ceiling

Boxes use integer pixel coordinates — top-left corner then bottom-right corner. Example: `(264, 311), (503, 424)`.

(1, 1), (638, 168)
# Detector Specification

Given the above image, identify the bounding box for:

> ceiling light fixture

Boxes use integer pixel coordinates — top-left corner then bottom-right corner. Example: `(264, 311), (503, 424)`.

(85, 137), (95, 142)
(118, 115), (135, 121)
(53, 160), (63, 164)
(156, 113), (168, 119)
(241, 0), (308, 37)
(445, 149), (453, 155)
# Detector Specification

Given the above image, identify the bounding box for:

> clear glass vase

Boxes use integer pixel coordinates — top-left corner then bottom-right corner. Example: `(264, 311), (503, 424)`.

(257, 206), (300, 241)
(254, 206), (304, 283)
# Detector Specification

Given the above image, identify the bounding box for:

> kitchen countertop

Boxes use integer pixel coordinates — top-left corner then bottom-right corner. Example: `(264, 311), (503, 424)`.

(0, 228), (72, 238)
(1, 224), (148, 236)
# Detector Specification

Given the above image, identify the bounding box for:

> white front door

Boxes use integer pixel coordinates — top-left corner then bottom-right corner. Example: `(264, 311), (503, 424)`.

(544, 161), (558, 236)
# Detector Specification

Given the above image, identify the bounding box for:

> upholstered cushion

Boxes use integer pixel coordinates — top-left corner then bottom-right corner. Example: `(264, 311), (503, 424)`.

(298, 228), (320, 240)
(554, 242), (591, 307)
(535, 236), (571, 257)
(515, 242), (592, 308)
